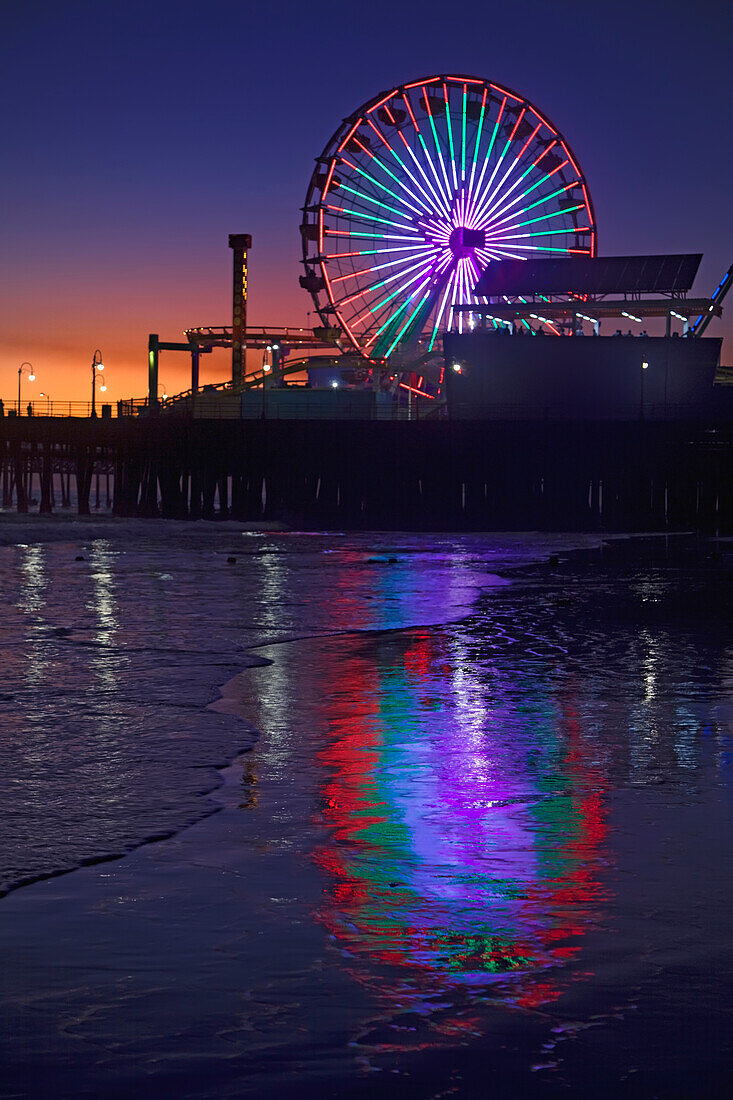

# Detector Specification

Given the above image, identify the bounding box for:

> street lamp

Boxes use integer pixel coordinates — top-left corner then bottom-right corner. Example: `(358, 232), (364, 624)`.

(158, 382), (168, 401)
(640, 360), (649, 421)
(39, 392), (52, 415)
(18, 362), (36, 413)
(91, 349), (104, 418)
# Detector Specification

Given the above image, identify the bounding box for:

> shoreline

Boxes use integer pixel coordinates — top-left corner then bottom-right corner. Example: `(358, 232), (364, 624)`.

(1, 527), (727, 904)
(0, 512), (290, 546)
(0, 526), (542, 900)
(2, 561), (731, 1097)
(1, 530), (726, 902)
(2, 529), (732, 1097)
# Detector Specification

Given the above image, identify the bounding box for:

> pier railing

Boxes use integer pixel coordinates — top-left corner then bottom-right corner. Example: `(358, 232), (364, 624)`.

(2, 398), (160, 418)
(2, 401), (120, 419)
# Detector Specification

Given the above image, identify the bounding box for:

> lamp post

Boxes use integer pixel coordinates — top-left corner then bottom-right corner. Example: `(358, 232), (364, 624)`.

(640, 361), (648, 421)
(91, 349), (104, 418)
(39, 392), (52, 415)
(158, 382), (168, 402)
(18, 362), (36, 413)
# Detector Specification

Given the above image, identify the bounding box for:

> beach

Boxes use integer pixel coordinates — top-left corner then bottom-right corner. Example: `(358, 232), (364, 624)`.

(1, 520), (732, 1097)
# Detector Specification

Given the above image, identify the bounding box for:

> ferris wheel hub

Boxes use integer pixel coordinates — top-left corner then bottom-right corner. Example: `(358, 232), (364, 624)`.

(449, 226), (486, 259)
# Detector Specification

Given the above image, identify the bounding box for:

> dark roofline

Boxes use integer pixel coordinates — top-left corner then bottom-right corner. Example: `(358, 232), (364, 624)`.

(474, 254), (702, 298)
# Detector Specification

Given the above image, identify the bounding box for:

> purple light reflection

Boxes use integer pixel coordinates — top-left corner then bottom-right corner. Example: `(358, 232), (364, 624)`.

(315, 625), (611, 1015)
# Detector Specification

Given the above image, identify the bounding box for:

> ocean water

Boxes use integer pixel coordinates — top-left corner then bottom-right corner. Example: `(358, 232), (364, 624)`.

(208, 540), (733, 1095)
(1, 521), (732, 1097)
(0, 523), (595, 897)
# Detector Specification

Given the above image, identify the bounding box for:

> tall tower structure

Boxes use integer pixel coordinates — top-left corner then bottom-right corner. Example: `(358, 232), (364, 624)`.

(228, 233), (252, 386)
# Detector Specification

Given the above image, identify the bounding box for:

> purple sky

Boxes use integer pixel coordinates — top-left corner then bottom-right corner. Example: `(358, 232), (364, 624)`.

(1, 0), (731, 402)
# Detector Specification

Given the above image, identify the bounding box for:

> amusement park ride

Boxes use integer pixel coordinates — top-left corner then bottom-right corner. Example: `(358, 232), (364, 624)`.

(154, 74), (730, 417)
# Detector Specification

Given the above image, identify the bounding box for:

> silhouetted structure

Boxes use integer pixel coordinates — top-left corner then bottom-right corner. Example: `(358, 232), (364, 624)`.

(0, 414), (731, 533)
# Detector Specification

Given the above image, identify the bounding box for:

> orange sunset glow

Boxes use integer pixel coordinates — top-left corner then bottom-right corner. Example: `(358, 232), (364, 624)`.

(0, 243), (309, 408)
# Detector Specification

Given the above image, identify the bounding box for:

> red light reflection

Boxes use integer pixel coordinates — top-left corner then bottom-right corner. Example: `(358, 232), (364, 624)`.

(312, 626), (612, 1020)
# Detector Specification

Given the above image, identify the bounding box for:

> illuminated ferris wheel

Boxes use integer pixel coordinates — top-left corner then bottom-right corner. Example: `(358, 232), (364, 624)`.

(301, 75), (597, 360)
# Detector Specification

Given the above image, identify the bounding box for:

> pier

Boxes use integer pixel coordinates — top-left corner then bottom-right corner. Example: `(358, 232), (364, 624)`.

(1, 413), (730, 533)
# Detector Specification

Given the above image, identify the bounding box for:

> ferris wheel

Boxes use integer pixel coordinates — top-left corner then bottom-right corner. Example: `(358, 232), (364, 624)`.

(301, 75), (597, 361)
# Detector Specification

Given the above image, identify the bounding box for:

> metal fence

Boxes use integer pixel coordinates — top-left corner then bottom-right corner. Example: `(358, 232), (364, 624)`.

(2, 400), (119, 418)
(161, 398), (440, 421)
(0, 398), (169, 418)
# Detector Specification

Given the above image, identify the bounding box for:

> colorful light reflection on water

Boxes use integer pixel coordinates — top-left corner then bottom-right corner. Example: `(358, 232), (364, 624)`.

(313, 620), (612, 1018)
(1, 530), (731, 1096)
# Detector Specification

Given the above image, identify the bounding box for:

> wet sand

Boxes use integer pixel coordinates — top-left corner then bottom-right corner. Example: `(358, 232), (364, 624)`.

(3, 637), (732, 1099)
(1, 529), (732, 1097)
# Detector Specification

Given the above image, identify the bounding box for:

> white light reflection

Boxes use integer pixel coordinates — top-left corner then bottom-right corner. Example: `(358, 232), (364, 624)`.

(673, 705), (699, 769)
(17, 545), (47, 615)
(257, 551), (296, 638)
(448, 631), (488, 748)
(627, 629), (709, 779)
(86, 540), (126, 694)
(17, 545), (50, 689)
(246, 552), (305, 766)
(628, 629), (661, 777)
(390, 627), (544, 898)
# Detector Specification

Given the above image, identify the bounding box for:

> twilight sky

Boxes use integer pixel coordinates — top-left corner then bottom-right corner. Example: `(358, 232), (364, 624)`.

(1, 0), (731, 405)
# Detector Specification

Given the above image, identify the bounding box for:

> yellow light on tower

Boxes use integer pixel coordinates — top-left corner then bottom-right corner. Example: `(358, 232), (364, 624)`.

(229, 233), (252, 387)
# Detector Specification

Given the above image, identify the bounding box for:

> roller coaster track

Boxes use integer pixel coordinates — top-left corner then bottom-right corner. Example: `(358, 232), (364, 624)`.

(689, 263), (732, 337)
